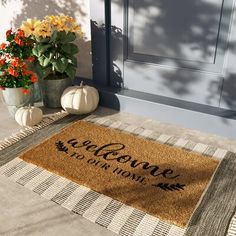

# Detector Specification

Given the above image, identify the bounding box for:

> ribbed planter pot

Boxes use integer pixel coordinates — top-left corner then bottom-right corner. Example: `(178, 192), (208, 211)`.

(33, 82), (42, 102)
(41, 75), (71, 108)
(2, 87), (33, 117)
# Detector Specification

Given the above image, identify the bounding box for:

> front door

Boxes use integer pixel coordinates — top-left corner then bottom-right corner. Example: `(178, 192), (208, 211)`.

(110, 0), (236, 109)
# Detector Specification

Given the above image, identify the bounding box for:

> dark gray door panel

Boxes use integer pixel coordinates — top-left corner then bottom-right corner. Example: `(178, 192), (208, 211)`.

(129, 0), (224, 65)
(124, 61), (223, 106)
(110, 0), (236, 109)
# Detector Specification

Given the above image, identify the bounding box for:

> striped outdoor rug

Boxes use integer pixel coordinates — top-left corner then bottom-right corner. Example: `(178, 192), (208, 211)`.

(0, 112), (235, 236)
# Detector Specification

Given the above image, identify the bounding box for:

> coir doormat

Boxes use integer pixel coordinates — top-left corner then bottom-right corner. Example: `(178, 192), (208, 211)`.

(19, 120), (219, 227)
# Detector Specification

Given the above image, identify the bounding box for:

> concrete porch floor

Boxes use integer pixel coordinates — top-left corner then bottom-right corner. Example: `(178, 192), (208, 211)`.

(0, 100), (236, 235)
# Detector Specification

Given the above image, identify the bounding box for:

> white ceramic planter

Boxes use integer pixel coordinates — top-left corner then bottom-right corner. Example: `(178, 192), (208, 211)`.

(2, 87), (33, 117)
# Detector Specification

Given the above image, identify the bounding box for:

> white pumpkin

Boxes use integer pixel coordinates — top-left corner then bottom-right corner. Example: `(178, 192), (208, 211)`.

(61, 82), (99, 115)
(15, 106), (43, 127)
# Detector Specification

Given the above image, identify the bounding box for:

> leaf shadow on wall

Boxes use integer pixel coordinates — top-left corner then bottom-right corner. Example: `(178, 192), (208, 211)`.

(3, 0), (92, 79)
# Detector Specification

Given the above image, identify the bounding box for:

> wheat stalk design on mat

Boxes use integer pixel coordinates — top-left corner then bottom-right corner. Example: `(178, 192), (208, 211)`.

(152, 182), (186, 191)
(55, 141), (69, 154)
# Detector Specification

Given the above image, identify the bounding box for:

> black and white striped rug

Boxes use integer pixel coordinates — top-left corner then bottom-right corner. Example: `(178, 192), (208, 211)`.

(0, 113), (235, 236)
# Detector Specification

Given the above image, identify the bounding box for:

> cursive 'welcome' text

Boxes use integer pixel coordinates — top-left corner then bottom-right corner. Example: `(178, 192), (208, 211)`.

(67, 139), (180, 179)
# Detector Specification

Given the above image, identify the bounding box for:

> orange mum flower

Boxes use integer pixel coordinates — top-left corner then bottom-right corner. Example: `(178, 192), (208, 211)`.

(31, 73), (37, 83)
(17, 29), (25, 37)
(22, 88), (30, 94)
(6, 29), (12, 37)
(27, 56), (35, 63)
(10, 61), (17, 67)
(0, 57), (6, 67)
(22, 69), (31, 76)
(10, 58), (22, 67)
(14, 36), (24, 46)
(8, 67), (19, 77)
(0, 43), (6, 50)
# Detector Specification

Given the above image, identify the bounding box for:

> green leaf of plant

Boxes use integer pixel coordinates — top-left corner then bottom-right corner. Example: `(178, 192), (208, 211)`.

(58, 31), (76, 44)
(42, 57), (51, 67)
(36, 37), (50, 43)
(42, 66), (52, 79)
(38, 56), (45, 66)
(32, 47), (39, 57)
(53, 57), (68, 73)
(49, 52), (55, 60)
(49, 31), (57, 43)
(67, 55), (78, 66)
(56, 31), (67, 43)
(37, 44), (52, 56)
(66, 32), (76, 43)
(61, 43), (78, 55)
(65, 63), (76, 80)
(38, 56), (51, 67)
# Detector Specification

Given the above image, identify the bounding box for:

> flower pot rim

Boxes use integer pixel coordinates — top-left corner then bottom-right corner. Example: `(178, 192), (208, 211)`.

(3, 87), (25, 89)
(43, 77), (69, 81)
(44, 73), (69, 81)
(2, 86), (33, 90)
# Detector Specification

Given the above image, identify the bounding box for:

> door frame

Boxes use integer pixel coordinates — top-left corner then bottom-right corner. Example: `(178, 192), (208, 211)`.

(89, 0), (127, 88)
(89, 0), (110, 86)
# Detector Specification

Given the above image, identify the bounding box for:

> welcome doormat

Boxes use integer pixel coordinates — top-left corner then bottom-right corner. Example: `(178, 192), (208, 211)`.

(18, 120), (219, 227)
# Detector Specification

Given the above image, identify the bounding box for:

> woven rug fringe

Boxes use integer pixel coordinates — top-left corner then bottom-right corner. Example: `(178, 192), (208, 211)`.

(0, 110), (68, 150)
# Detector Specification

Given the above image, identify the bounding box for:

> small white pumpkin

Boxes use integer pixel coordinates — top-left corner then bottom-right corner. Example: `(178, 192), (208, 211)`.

(61, 81), (99, 115)
(15, 106), (43, 127)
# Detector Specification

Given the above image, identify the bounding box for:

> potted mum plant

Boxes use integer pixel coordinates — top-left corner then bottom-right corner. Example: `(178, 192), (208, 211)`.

(0, 28), (38, 116)
(21, 15), (83, 108)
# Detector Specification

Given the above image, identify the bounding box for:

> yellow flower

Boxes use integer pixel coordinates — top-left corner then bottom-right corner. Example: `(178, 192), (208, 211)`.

(41, 15), (84, 36)
(45, 15), (58, 26)
(45, 15), (55, 22)
(71, 23), (83, 36)
(56, 17), (66, 28)
(20, 18), (42, 37)
(57, 24), (70, 32)
(48, 15), (67, 32)
(45, 15), (63, 27)
(66, 16), (75, 24)
(37, 22), (52, 38)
